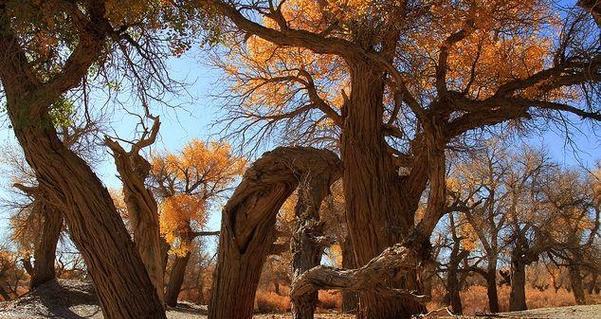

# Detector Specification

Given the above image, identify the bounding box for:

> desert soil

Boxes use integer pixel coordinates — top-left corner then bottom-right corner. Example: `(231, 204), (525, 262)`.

(0, 280), (599, 319)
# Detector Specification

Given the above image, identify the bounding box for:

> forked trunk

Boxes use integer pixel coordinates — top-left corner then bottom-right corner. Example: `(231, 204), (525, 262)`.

(107, 138), (165, 303)
(30, 202), (62, 289)
(7, 111), (165, 318)
(209, 147), (341, 319)
(341, 236), (358, 313)
(165, 251), (192, 307)
(342, 62), (426, 319)
(509, 258), (527, 311)
(569, 263), (586, 305)
(291, 170), (339, 319)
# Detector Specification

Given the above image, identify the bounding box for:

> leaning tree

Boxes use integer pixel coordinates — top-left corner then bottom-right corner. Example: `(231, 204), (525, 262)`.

(198, 0), (601, 317)
(0, 0), (194, 317)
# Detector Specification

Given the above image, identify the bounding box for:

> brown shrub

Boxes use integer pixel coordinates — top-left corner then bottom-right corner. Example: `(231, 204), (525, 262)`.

(255, 290), (291, 313)
(317, 290), (342, 310)
(428, 284), (601, 315)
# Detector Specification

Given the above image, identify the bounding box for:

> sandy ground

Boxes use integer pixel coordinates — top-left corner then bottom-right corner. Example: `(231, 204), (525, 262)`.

(0, 280), (599, 319)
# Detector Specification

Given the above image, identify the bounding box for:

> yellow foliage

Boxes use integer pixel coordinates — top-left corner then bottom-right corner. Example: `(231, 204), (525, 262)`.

(152, 139), (246, 255)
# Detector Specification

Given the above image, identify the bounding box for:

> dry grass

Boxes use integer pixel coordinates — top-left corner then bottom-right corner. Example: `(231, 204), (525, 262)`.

(428, 285), (601, 315)
(255, 291), (291, 313)
(317, 291), (342, 310)
(254, 289), (342, 313)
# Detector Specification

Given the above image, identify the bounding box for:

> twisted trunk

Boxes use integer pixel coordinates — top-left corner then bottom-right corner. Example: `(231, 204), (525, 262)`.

(0, 5), (164, 317)
(107, 137), (164, 303)
(342, 61), (426, 319)
(209, 147), (341, 319)
(291, 170), (340, 319)
(30, 201), (62, 289)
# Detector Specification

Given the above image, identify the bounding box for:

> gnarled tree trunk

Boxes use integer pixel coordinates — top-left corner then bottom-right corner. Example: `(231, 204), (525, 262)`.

(0, 4), (165, 317)
(209, 147), (341, 319)
(342, 61), (427, 319)
(30, 201), (62, 289)
(290, 244), (426, 313)
(291, 168), (341, 319)
(106, 126), (164, 304)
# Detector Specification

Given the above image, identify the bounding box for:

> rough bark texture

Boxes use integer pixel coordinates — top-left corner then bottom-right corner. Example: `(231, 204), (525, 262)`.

(341, 235), (358, 313)
(342, 61), (427, 319)
(569, 263), (586, 305)
(291, 167), (341, 319)
(165, 251), (191, 307)
(0, 2), (165, 318)
(290, 244), (425, 310)
(509, 257), (527, 311)
(485, 262), (500, 313)
(209, 147), (341, 319)
(30, 201), (62, 289)
(106, 125), (164, 304)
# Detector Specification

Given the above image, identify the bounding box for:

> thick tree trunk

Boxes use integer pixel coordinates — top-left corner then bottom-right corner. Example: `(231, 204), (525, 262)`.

(569, 263), (586, 305)
(291, 170), (339, 319)
(165, 251), (192, 307)
(0, 8), (164, 317)
(6, 113), (165, 318)
(209, 147), (341, 319)
(446, 243), (464, 315)
(509, 258), (527, 311)
(485, 263), (500, 313)
(342, 61), (426, 319)
(30, 202), (62, 289)
(106, 136), (164, 303)
(341, 235), (358, 313)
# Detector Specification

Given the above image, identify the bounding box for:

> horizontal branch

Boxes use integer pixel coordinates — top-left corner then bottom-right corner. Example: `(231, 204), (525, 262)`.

(290, 244), (426, 301)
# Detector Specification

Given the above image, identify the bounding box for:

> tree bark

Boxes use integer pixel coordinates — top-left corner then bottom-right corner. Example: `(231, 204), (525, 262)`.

(106, 131), (164, 304)
(509, 256), (528, 311)
(569, 263), (586, 305)
(30, 201), (62, 289)
(290, 244), (426, 310)
(341, 235), (358, 313)
(485, 262), (500, 313)
(446, 242), (466, 314)
(165, 251), (192, 307)
(209, 147), (341, 319)
(342, 61), (427, 319)
(291, 168), (340, 319)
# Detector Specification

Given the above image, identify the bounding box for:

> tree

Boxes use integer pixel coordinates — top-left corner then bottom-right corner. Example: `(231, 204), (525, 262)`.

(0, 0), (183, 316)
(200, 0), (601, 317)
(208, 146), (340, 319)
(290, 162), (341, 319)
(105, 116), (164, 303)
(536, 168), (600, 305)
(150, 139), (245, 307)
